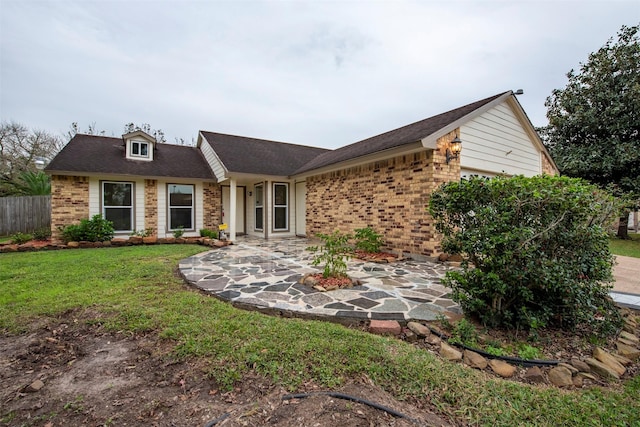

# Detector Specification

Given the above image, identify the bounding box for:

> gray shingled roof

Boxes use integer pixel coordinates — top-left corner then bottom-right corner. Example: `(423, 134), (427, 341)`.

(294, 92), (507, 174)
(46, 134), (215, 180)
(199, 131), (330, 176)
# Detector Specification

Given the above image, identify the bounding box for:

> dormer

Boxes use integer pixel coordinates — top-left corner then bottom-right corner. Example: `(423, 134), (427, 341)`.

(123, 130), (156, 162)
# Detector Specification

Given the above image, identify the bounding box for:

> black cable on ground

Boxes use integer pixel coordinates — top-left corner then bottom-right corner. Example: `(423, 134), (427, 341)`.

(426, 325), (560, 367)
(282, 391), (424, 426)
(203, 412), (230, 427)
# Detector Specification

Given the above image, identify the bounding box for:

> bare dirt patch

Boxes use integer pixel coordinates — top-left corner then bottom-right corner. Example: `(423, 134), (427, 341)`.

(1, 311), (454, 427)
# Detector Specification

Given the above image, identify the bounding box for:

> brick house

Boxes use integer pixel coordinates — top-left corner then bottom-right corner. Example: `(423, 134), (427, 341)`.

(46, 91), (557, 258)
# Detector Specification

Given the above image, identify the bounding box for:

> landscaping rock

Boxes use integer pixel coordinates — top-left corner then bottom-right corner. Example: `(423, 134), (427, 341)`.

(404, 329), (418, 343)
(23, 380), (44, 393)
(524, 366), (545, 383)
(623, 323), (637, 334)
(593, 347), (626, 377)
(142, 236), (157, 244)
(616, 342), (640, 360)
(585, 358), (620, 380)
(368, 320), (401, 336)
(439, 342), (462, 361)
(619, 330), (639, 344)
(111, 238), (128, 246)
(618, 337), (638, 347)
(463, 349), (488, 369)
(558, 362), (578, 374)
(569, 358), (591, 373)
(129, 236), (143, 244)
(612, 353), (632, 366)
(425, 334), (442, 346)
(67, 241), (80, 248)
(548, 366), (573, 387)
(407, 322), (431, 338)
(488, 359), (516, 378)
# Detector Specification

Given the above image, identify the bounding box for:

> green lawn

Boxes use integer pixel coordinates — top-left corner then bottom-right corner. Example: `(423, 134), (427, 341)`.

(610, 232), (640, 258)
(1, 245), (639, 426)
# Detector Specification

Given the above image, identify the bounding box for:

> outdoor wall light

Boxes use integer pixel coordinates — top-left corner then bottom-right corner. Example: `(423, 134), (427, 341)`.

(446, 136), (462, 164)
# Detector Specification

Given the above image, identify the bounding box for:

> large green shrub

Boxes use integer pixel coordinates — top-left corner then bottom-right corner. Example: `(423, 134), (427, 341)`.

(60, 214), (114, 243)
(353, 226), (384, 253)
(429, 175), (622, 337)
(307, 230), (352, 278)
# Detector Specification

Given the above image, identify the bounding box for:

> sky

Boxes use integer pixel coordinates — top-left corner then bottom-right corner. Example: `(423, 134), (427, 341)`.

(1, 0), (638, 149)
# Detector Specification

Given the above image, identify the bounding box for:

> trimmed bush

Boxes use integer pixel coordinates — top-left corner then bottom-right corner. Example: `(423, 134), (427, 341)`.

(60, 214), (114, 243)
(199, 228), (218, 239)
(11, 232), (32, 245)
(429, 175), (622, 337)
(354, 227), (384, 253)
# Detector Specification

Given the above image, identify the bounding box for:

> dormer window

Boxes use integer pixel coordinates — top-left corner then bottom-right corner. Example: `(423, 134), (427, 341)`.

(131, 141), (149, 157)
(123, 130), (156, 162)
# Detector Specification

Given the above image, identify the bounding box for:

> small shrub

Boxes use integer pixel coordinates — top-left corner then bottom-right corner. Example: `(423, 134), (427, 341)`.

(448, 318), (478, 347)
(517, 344), (542, 360)
(307, 230), (352, 278)
(172, 226), (185, 239)
(485, 345), (506, 357)
(33, 227), (51, 241)
(60, 215), (114, 243)
(353, 227), (384, 253)
(11, 232), (32, 245)
(131, 228), (154, 237)
(199, 228), (218, 239)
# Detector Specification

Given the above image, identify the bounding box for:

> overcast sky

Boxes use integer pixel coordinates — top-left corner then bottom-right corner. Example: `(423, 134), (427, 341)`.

(1, 1), (638, 149)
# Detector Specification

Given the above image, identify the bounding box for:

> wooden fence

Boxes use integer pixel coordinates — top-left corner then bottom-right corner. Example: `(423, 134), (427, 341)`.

(0, 195), (51, 236)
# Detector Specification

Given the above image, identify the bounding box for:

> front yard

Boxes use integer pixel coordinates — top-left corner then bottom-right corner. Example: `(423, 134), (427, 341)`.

(1, 245), (639, 426)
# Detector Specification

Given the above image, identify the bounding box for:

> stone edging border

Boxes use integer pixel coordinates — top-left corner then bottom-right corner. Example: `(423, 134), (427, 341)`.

(0, 237), (231, 253)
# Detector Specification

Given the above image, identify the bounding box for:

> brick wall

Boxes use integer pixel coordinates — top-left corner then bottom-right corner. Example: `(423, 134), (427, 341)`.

(144, 179), (158, 233)
(203, 182), (221, 230)
(306, 131), (460, 258)
(50, 175), (89, 241)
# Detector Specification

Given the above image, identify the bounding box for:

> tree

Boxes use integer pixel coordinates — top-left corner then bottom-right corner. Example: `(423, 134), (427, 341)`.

(123, 123), (167, 143)
(14, 171), (51, 195)
(542, 24), (640, 238)
(429, 175), (622, 337)
(0, 121), (63, 196)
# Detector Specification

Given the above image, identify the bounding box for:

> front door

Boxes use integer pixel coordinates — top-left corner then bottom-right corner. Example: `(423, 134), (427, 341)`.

(221, 186), (245, 234)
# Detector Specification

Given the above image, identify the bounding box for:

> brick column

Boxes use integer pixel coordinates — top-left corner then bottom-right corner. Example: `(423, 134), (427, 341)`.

(144, 179), (158, 234)
(50, 175), (89, 241)
(203, 182), (221, 230)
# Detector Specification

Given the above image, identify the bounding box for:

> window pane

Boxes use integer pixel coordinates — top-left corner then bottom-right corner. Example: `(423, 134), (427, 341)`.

(104, 183), (132, 207)
(105, 207), (132, 231)
(132, 142), (139, 155)
(140, 143), (148, 156)
(255, 185), (263, 206)
(169, 185), (193, 206)
(274, 184), (287, 206)
(274, 207), (287, 229)
(255, 207), (263, 229)
(170, 208), (192, 229)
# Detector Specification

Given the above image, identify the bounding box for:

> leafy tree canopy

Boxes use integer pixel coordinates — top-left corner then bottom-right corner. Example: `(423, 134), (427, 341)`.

(542, 24), (640, 196)
(0, 121), (62, 196)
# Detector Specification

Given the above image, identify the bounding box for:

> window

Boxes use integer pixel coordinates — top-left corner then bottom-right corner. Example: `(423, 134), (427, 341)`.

(273, 183), (288, 231)
(254, 183), (263, 230)
(102, 181), (133, 232)
(169, 184), (194, 230)
(131, 141), (149, 157)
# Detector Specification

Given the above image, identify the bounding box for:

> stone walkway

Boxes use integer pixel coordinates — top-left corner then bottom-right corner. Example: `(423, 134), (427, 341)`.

(179, 237), (460, 323)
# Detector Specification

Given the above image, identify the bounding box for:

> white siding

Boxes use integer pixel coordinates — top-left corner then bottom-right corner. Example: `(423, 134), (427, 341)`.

(134, 179), (145, 232)
(460, 103), (541, 177)
(200, 138), (226, 181)
(158, 180), (167, 237)
(89, 178), (99, 217)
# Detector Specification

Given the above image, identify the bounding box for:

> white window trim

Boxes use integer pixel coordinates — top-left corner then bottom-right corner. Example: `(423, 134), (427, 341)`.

(131, 141), (149, 158)
(254, 183), (264, 231)
(168, 183), (195, 231)
(272, 182), (289, 232)
(102, 181), (134, 233)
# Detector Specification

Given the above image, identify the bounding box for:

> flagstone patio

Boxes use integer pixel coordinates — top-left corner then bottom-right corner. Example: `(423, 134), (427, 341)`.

(179, 237), (461, 323)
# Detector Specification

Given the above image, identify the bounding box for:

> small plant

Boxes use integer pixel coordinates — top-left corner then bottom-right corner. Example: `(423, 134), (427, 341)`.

(60, 215), (114, 243)
(172, 226), (185, 239)
(33, 227), (51, 241)
(353, 226), (384, 253)
(10, 232), (32, 244)
(448, 318), (479, 347)
(485, 345), (506, 357)
(199, 228), (218, 239)
(131, 228), (154, 237)
(517, 344), (542, 360)
(307, 230), (353, 278)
